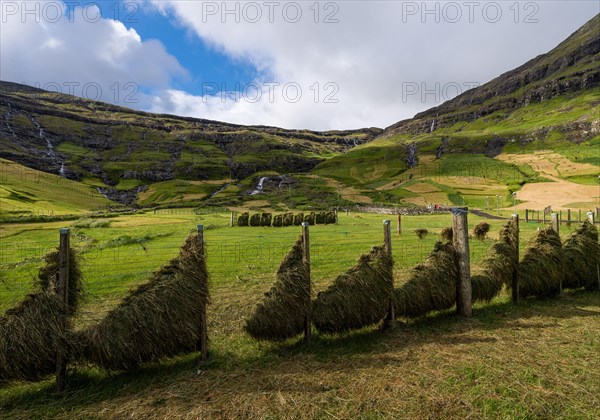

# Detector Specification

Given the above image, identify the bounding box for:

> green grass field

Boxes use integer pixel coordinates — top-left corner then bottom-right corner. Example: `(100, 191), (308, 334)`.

(1, 210), (598, 417)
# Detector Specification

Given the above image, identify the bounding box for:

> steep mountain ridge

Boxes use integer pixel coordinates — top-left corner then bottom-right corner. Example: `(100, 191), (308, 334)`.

(384, 13), (600, 138)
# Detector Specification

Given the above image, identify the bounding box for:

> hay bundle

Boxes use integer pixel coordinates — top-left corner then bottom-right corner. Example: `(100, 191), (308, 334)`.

(326, 212), (336, 224)
(394, 242), (457, 318)
(245, 237), (310, 341)
(315, 212), (326, 224)
(237, 212), (249, 227)
(0, 248), (82, 381)
(515, 228), (563, 298)
(283, 212), (294, 227)
(273, 214), (283, 227)
(79, 234), (209, 371)
(471, 220), (518, 302)
(260, 213), (272, 227)
(415, 228), (429, 240)
(250, 213), (261, 227)
(440, 227), (453, 242)
(313, 246), (393, 334)
(474, 222), (491, 241)
(304, 212), (316, 225)
(294, 213), (304, 226)
(562, 221), (599, 290)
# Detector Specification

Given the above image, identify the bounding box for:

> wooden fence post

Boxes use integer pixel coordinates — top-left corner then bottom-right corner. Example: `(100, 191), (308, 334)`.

(197, 225), (208, 366)
(56, 228), (70, 393)
(567, 209), (571, 224)
(230, 212), (234, 227)
(397, 213), (402, 235)
(559, 210), (562, 225)
(301, 222), (312, 342)
(596, 207), (599, 223)
(383, 220), (395, 327)
(511, 214), (520, 302)
(335, 208), (338, 224)
(551, 213), (559, 236)
(525, 209), (529, 223)
(550, 215), (562, 294)
(451, 207), (472, 318)
(543, 211), (547, 225)
(579, 210), (582, 222)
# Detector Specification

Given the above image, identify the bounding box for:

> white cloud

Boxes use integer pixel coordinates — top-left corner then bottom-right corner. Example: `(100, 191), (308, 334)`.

(146, 0), (599, 130)
(1, 1), (597, 130)
(0, 0), (185, 107)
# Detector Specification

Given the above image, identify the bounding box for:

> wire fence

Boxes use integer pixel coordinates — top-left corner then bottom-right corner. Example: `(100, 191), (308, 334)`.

(0, 223), (495, 323)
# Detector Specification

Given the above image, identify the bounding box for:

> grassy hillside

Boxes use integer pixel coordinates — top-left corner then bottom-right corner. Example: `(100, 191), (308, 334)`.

(0, 158), (110, 217)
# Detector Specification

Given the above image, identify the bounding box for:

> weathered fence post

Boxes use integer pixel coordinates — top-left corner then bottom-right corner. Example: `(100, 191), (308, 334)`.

(397, 213), (402, 235)
(334, 208), (338, 224)
(559, 210), (562, 225)
(197, 225), (208, 366)
(451, 207), (472, 318)
(383, 220), (395, 328)
(230, 212), (234, 227)
(567, 209), (571, 224)
(579, 210), (582, 222)
(543, 211), (547, 225)
(550, 215), (562, 294)
(301, 222), (312, 342)
(596, 207), (599, 223)
(56, 228), (70, 393)
(525, 209), (529, 223)
(551, 213), (559, 236)
(511, 214), (520, 302)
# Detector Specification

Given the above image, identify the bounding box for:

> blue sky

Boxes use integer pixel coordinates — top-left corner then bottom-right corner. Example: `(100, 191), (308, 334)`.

(1, 1), (598, 129)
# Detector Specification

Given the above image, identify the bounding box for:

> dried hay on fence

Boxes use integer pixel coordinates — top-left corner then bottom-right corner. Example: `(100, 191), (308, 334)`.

(471, 220), (518, 302)
(562, 221), (599, 291)
(294, 213), (304, 226)
(79, 234), (209, 371)
(315, 212), (326, 224)
(415, 228), (429, 240)
(0, 248), (82, 381)
(514, 227), (563, 298)
(440, 227), (453, 242)
(245, 237), (310, 341)
(473, 222), (491, 241)
(326, 212), (336, 224)
(273, 214), (283, 227)
(283, 213), (294, 227)
(237, 212), (249, 227)
(304, 212), (315, 225)
(249, 213), (261, 227)
(394, 242), (457, 318)
(260, 213), (272, 227)
(313, 246), (393, 334)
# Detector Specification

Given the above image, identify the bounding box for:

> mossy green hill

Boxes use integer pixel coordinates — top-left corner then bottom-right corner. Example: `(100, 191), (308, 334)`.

(1, 14), (598, 212)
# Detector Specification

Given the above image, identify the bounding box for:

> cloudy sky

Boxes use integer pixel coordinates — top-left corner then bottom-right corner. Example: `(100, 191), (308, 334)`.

(1, 1), (598, 130)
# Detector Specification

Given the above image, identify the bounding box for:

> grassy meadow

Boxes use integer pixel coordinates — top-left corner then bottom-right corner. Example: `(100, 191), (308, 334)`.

(1, 209), (598, 418)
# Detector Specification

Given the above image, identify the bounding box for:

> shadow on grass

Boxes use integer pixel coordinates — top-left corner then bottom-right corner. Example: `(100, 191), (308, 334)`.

(1, 290), (598, 414)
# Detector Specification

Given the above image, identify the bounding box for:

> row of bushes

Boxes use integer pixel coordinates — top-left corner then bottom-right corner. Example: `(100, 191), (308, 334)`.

(237, 211), (336, 227)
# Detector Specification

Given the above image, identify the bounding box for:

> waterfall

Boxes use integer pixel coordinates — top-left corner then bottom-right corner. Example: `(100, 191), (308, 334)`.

(250, 177), (268, 195)
(430, 120), (436, 132)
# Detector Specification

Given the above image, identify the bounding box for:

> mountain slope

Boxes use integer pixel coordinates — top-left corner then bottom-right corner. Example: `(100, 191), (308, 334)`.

(316, 14), (599, 209)
(0, 81), (381, 202)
